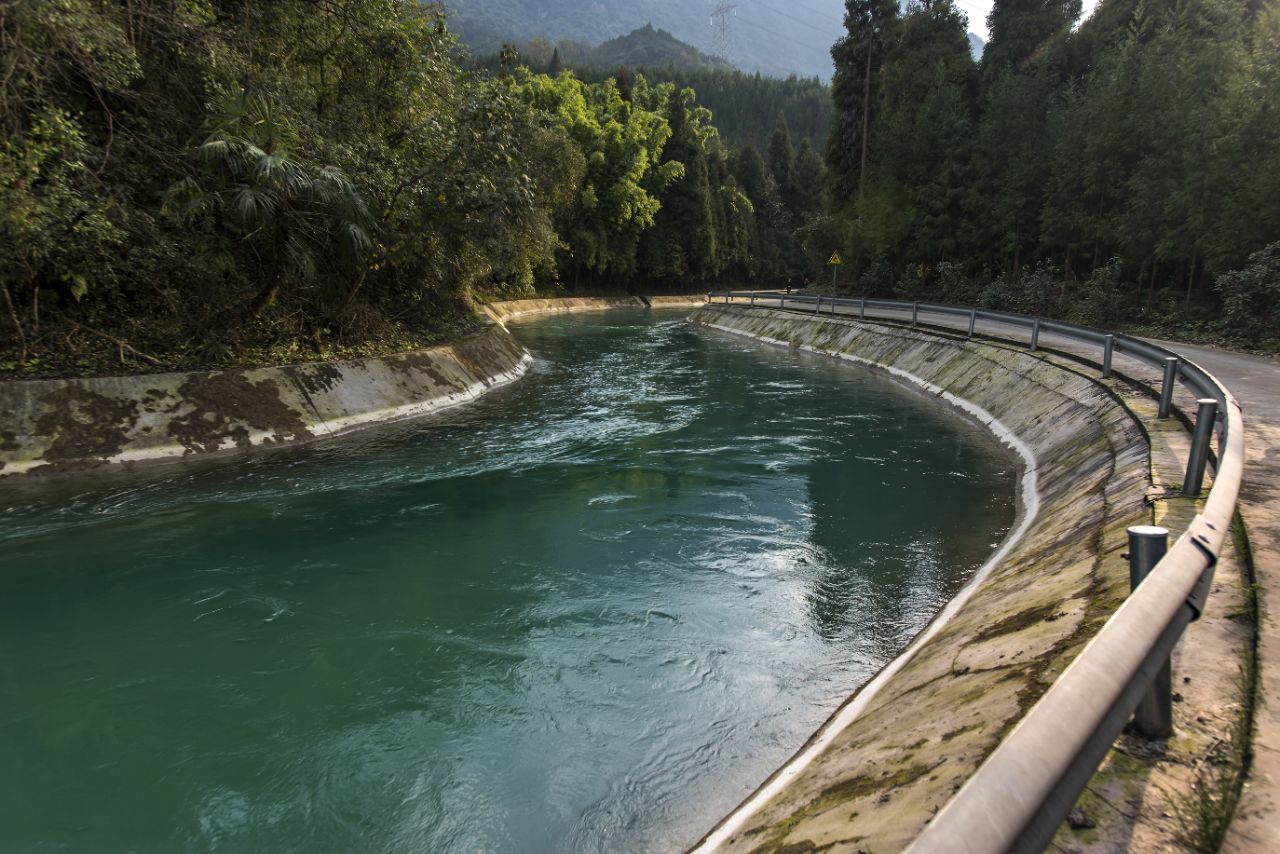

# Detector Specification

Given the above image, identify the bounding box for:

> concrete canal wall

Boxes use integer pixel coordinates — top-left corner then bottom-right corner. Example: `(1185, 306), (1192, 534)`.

(0, 322), (531, 476)
(688, 304), (1152, 852)
(482, 296), (648, 324)
(0, 295), (707, 476)
(481, 294), (706, 324)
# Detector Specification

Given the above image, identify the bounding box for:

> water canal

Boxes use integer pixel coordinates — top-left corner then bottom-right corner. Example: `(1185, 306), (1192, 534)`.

(0, 308), (1016, 852)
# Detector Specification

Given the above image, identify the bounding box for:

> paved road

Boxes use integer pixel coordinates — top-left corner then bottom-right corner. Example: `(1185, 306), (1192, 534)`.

(1165, 341), (1280, 853)
(716, 295), (1280, 848)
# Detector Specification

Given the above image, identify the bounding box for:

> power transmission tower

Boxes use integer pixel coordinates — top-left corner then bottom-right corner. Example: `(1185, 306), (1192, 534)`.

(710, 2), (737, 59)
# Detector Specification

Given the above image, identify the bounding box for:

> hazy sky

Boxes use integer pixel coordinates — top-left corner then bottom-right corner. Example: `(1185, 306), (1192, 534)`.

(955, 0), (1104, 41)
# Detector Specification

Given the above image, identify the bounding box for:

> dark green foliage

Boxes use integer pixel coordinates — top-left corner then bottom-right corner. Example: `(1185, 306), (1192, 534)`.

(823, 0), (1280, 344)
(1215, 242), (1280, 345)
(768, 119), (796, 208)
(486, 35), (834, 154)
(643, 69), (832, 155)
(587, 25), (734, 72)
(1, 1), (827, 375)
(981, 0), (1082, 82)
(827, 0), (899, 203)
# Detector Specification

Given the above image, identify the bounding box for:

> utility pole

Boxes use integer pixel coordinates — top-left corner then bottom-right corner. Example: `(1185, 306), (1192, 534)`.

(710, 2), (737, 60)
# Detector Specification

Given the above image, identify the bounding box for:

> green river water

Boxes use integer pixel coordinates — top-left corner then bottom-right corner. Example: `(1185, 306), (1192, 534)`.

(0, 309), (1015, 853)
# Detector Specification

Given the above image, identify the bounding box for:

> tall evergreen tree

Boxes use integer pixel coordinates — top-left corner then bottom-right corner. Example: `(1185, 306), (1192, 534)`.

(981, 0), (1082, 82)
(865, 0), (976, 268)
(826, 0), (900, 204)
(768, 117), (796, 209)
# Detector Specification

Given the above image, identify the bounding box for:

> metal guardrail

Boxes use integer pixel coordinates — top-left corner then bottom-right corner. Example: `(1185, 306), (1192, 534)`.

(704, 291), (1245, 854)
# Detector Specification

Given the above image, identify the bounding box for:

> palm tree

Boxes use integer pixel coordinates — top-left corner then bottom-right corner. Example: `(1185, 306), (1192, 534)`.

(164, 90), (374, 320)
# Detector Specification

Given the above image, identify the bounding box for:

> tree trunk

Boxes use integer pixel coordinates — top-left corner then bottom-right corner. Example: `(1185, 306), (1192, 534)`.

(246, 219), (288, 319)
(335, 268), (369, 319)
(858, 34), (873, 207)
(2, 282), (28, 363)
(1091, 195), (1104, 275)
(1185, 243), (1198, 309)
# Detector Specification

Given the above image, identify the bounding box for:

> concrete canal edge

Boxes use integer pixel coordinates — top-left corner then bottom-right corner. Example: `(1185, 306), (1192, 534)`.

(0, 295), (704, 476)
(687, 304), (1152, 852)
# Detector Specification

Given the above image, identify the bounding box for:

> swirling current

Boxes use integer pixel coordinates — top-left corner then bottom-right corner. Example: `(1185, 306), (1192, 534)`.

(0, 308), (1015, 852)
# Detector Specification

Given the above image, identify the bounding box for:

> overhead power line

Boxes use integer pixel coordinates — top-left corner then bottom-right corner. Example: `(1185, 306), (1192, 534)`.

(735, 12), (837, 54)
(742, 0), (838, 36)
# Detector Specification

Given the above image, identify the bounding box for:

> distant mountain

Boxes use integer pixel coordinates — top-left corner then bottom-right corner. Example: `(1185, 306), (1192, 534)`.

(475, 25), (732, 77)
(591, 24), (734, 71)
(439, 0), (844, 80)
(968, 31), (985, 60)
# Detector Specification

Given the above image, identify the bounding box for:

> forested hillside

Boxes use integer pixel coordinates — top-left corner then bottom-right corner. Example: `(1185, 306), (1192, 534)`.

(499, 31), (833, 154)
(0, 1), (823, 376)
(4, 0), (1275, 380)
(502, 25), (733, 75)
(441, 0), (847, 80)
(823, 0), (1280, 345)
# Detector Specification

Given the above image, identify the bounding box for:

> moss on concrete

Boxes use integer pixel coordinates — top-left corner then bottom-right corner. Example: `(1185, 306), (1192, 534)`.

(0, 296), (702, 475)
(0, 320), (533, 475)
(689, 305), (1151, 853)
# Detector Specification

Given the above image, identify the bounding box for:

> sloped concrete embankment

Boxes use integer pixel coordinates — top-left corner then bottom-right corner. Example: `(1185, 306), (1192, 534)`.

(0, 323), (531, 476)
(483, 296), (646, 324)
(688, 304), (1151, 852)
(0, 295), (709, 476)
(481, 294), (705, 325)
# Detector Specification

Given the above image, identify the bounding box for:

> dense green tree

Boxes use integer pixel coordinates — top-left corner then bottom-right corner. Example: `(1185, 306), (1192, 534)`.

(856, 0), (976, 273)
(768, 117), (797, 211)
(791, 140), (826, 218)
(827, 0), (899, 204)
(640, 87), (718, 281)
(516, 70), (675, 286)
(981, 0), (1082, 82)
(820, 0), (1278, 342)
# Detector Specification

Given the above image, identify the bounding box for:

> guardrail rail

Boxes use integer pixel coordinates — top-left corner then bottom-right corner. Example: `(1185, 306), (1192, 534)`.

(702, 291), (1245, 854)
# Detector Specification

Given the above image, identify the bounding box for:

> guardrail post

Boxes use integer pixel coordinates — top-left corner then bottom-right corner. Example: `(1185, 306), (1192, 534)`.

(1127, 525), (1173, 739)
(967, 308), (976, 338)
(750, 293), (755, 306)
(859, 298), (866, 321)
(1158, 357), (1180, 418)
(1183, 399), (1220, 497)
(815, 296), (822, 315)
(725, 293), (731, 304)
(1030, 318), (1042, 351)
(1103, 334), (1115, 379)
(912, 302), (919, 325)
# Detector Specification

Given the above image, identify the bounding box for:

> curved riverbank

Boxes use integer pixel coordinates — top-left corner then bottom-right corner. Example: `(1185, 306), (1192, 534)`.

(0, 322), (531, 476)
(0, 296), (707, 476)
(688, 304), (1151, 852)
(0, 307), (1018, 852)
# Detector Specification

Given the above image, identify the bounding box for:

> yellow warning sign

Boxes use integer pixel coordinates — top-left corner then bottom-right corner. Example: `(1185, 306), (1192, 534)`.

(828, 252), (843, 265)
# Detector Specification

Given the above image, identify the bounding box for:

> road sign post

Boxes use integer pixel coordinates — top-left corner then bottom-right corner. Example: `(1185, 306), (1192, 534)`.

(829, 251), (842, 293)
